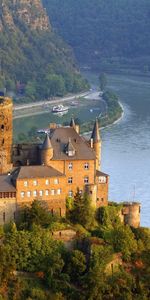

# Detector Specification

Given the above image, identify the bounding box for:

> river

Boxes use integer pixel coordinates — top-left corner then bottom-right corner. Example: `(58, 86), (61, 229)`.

(98, 73), (150, 227)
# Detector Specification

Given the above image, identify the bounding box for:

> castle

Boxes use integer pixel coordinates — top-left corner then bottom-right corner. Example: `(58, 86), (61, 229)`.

(0, 96), (140, 227)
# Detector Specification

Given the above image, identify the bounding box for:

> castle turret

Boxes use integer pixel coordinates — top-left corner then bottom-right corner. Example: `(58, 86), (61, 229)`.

(0, 96), (13, 174)
(90, 119), (101, 170)
(41, 134), (53, 166)
(70, 117), (80, 134)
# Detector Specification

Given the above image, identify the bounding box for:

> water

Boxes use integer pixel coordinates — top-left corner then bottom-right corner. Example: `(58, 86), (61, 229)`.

(14, 98), (103, 137)
(100, 73), (150, 227)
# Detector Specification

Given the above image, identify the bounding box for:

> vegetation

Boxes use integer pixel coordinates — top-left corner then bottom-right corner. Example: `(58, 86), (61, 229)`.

(99, 73), (107, 92)
(0, 199), (150, 299)
(81, 88), (123, 134)
(44, 0), (150, 72)
(0, 0), (89, 102)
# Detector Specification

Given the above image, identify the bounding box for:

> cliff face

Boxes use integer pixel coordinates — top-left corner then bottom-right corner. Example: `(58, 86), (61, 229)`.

(0, 0), (88, 100)
(1, 0), (50, 31)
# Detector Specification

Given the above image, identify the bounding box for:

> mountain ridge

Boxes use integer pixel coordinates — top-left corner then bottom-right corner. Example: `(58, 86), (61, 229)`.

(43, 0), (150, 72)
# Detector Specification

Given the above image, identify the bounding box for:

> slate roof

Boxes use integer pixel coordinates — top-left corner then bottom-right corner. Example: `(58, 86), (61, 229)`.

(70, 117), (75, 127)
(12, 165), (65, 180)
(0, 175), (16, 192)
(96, 170), (109, 177)
(91, 119), (101, 142)
(49, 127), (95, 160)
(42, 134), (52, 150)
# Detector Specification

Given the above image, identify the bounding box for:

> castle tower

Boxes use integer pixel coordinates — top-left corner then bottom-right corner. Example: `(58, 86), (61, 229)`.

(0, 96), (13, 174)
(90, 119), (101, 170)
(70, 117), (80, 134)
(41, 133), (53, 166)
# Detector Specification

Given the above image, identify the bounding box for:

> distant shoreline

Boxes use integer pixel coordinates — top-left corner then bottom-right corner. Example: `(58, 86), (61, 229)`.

(82, 100), (124, 136)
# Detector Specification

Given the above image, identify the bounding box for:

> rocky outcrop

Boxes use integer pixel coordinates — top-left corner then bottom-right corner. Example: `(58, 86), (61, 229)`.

(0, 0), (50, 31)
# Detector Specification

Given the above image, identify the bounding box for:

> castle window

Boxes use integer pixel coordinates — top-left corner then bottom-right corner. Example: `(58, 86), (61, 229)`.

(24, 181), (28, 187)
(39, 190), (43, 196)
(54, 178), (59, 184)
(68, 177), (73, 184)
(68, 190), (73, 197)
(33, 190), (37, 197)
(57, 189), (61, 195)
(33, 180), (38, 186)
(84, 162), (89, 170)
(68, 162), (73, 170)
(45, 179), (49, 185)
(98, 176), (106, 184)
(45, 190), (49, 196)
(27, 191), (31, 197)
(21, 191), (25, 198)
(84, 176), (89, 184)
(51, 189), (55, 195)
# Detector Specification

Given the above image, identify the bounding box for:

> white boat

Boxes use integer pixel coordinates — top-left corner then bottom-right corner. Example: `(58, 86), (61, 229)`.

(52, 104), (69, 113)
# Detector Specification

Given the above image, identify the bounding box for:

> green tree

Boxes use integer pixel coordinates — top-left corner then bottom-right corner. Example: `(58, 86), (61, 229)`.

(18, 200), (55, 229)
(71, 191), (95, 229)
(99, 73), (107, 91)
(25, 81), (37, 99)
(108, 225), (137, 261)
(66, 250), (86, 282)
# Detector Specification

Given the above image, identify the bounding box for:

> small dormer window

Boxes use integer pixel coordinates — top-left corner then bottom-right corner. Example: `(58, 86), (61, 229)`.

(68, 149), (75, 157)
(66, 138), (75, 157)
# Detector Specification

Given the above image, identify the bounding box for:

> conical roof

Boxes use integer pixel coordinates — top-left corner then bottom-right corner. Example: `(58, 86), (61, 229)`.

(42, 134), (52, 150)
(91, 119), (101, 142)
(70, 117), (75, 128)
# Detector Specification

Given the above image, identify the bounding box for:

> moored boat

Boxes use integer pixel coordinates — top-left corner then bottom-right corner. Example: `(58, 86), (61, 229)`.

(52, 104), (69, 113)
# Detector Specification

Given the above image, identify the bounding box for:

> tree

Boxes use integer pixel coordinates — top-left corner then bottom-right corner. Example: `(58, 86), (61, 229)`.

(66, 250), (86, 282)
(70, 190), (95, 229)
(99, 73), (107, 91)
(109, 225), (137, 261)
(25, 81), (37, 99)
(18, 200), (55, 229)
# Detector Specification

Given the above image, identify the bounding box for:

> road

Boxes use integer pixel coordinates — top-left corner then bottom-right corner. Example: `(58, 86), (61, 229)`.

(14, 91), (90, 111)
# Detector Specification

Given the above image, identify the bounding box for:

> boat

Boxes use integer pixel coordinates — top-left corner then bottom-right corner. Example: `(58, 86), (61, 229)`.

(52, 104), (69, 113)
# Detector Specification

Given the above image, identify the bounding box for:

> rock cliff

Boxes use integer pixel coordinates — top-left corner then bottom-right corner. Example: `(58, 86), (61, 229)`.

(1, 0), (50, 31)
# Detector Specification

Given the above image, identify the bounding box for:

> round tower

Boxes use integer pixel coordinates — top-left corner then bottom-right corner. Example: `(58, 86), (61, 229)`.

(90, 119), (101, 170)
(122, 202), (141, 228)
(41, 133), (53, 166)
(0, 96), (13, 174)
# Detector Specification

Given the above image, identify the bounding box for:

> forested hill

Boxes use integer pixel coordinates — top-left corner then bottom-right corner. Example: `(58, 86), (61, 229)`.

(0, 0), (88, 101)
(43, 0), (150, 71)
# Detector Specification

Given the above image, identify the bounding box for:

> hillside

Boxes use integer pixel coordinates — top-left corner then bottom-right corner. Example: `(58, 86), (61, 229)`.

(43, 0), (150, 72)
(0, 0), (88, 101)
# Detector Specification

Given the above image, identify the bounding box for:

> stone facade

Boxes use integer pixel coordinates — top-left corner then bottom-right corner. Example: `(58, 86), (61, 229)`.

(121, 202), (141, 228)
(0, 96), (13, 174)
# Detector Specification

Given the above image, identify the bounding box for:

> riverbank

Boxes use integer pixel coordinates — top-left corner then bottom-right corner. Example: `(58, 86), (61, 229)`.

(13, 88), (123, 142)
(13, 91), (89, 119)
(80, 91), (123, 134)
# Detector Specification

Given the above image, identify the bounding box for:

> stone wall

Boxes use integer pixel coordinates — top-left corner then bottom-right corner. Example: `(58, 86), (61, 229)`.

(0, 97), (13, 174)
(0, 197), (17, 225)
